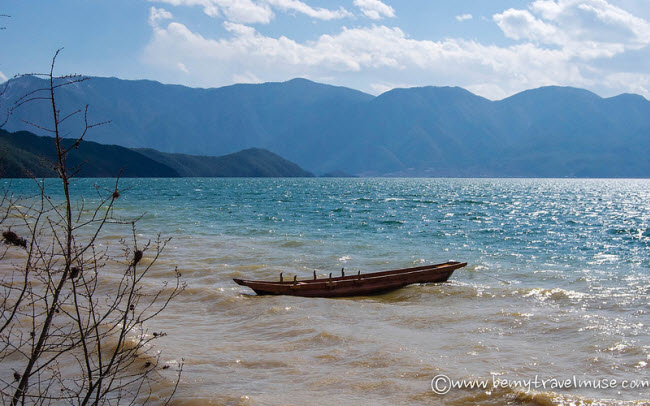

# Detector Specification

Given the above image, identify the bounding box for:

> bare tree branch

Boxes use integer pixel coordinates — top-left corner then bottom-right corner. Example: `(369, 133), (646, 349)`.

(1, 49), (185, 406)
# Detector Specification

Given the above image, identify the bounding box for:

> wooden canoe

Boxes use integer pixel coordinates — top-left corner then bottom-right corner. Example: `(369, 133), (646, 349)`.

(233, 261), (467, 298)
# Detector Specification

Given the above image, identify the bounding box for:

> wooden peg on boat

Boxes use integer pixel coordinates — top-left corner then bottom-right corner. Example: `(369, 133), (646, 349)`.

(280, 272), (283, 283)
(329, 273), (332, 282)
(293, 275), (297, 285)
(313, 270), (317, 280)
(341, 267), (345, 277)
(357, 270), (361, 279)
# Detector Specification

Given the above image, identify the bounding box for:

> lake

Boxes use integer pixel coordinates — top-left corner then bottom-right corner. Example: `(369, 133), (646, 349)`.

(3, 177), (649, 405)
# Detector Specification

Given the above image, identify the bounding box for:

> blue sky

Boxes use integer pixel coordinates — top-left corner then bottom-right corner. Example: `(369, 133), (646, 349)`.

(2, 0), (650, 99)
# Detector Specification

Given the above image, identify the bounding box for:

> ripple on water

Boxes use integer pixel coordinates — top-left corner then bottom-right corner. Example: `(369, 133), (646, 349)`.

(5, 178), (650, 405)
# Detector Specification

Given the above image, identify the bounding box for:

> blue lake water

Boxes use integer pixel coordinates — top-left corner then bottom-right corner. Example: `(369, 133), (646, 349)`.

(3, 177), (650, 405)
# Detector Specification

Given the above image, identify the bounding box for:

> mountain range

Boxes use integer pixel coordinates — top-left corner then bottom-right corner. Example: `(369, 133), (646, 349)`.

(0, 129), (313, 178)
(2, 76), (649, 177)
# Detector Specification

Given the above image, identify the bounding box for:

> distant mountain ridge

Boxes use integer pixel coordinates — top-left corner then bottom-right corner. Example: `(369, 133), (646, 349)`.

(0, 129), (178, 178)
(2, 76), (650, 177)
(135, 147), (314, 177)
(0, 129), (313, 178)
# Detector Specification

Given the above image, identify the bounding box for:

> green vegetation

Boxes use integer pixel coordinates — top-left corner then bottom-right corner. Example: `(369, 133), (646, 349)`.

(0, 129), (314, 178)
(136, 147), (313, 177)
(0, 129), (178, 177)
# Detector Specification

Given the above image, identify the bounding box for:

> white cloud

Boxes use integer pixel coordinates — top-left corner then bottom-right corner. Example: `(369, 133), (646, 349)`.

(216, 0), (273, 23)
(370, 81), (416, 94)
(603, 72), (650, 96)
(149, 0), (351, 23)
(266, 0), (351, 20)
(223, 20), (256, 35)
(354, 0), (395, 20)
(149, 0), (274, 24)
(177, 62), (189, 73)
(494, 0), (650, 59)
(142, 0), (650, 100)
(456, 14), (473, 22)
(148, 0), (220, 17)
(494, 9), (559, 43)
(149, 6), (173, 26)
(0, 71), (7, 83)
(232, 71), (262, 83)
(144, 21), (583, 98)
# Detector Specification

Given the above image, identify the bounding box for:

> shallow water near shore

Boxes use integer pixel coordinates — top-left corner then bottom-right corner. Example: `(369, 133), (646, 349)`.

(3, 178), (650, 405)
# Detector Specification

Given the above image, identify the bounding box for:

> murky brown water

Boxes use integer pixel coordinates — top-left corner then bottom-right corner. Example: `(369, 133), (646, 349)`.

(2, 178), (649, 405)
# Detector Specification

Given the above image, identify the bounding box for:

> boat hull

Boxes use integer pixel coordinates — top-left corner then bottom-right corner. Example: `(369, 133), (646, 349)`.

(233, 261), (467, 298)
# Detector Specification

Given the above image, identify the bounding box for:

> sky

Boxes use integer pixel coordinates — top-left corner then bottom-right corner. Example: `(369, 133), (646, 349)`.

(2, 0), (650, 100)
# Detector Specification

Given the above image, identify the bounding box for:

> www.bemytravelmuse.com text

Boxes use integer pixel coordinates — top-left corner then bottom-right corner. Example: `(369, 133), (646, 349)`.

(431, 374), (650, 395)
